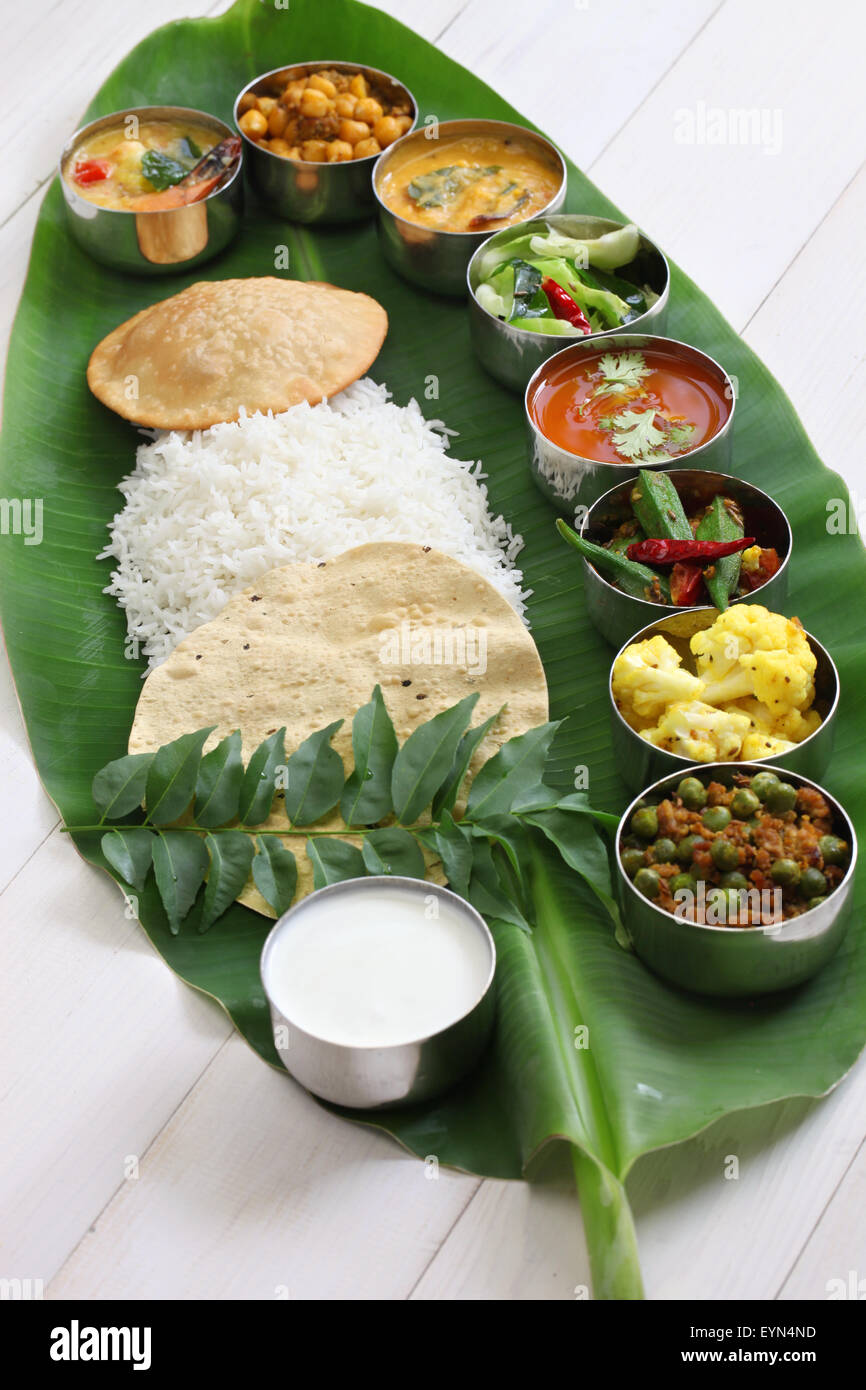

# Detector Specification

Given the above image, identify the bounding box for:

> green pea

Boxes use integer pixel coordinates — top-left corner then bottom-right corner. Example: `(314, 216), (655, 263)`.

(651, 837), (679, 864)
(720, 871), (750, 891)
(634, 867), (661, 899)
(731, 788), (760, 819)
(677, 776), (707, 810)
(770, 858), (801, 887)
(631, 807), (658, 840)
(670, 872), (696, 894)
(765, 781), (798, 815)
(620, 848), (645, 879)
(711, 838), (740, 871)
(804, 895), (827, 910)
(675, 833), (702, 865)
(819, 834), (848, 866)
(800, 867), (827, 899)
(750, 771), (780, 803)
(702, 805), (731, 832)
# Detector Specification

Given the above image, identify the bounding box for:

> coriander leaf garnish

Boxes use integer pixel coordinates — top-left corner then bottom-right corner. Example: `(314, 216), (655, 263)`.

(666, 421), (696, 450)
(590, 350), (651, 400)
(605, 408), (670, 462)
(601, 407), (697, 464)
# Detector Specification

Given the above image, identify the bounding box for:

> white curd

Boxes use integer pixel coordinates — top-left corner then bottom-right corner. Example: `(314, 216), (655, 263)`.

(263, 883), (493, 1048)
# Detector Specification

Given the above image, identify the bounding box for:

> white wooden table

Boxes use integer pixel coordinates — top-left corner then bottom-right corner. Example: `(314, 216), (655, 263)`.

(2, 0), (865, 1301)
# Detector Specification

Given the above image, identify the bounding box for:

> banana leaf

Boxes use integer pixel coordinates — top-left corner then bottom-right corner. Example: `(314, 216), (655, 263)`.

(2, 0), (865, 1300)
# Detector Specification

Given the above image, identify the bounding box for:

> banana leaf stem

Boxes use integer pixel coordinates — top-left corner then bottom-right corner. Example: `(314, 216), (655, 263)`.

(571, 1148), (644, 1300)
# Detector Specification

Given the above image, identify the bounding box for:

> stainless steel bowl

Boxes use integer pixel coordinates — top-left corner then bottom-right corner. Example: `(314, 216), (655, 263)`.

(525, 333), (736, 513)
(609, 607), (839, 793)
(260, 876), (496, 1109)
(616, 763), (857, 996)
(467, 214), (670, 393)
(59, 106), (243, 274)
(580, 469), (792, 649)
(373, 118), (567, 296)
(234, 62), (417, 224)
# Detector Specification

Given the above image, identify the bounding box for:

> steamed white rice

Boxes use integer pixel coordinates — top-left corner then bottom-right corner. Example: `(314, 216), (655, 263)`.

(100, 379), (529, 669)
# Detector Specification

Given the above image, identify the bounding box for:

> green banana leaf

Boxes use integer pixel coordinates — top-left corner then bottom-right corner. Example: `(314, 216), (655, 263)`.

(2, 0), (865, 1299)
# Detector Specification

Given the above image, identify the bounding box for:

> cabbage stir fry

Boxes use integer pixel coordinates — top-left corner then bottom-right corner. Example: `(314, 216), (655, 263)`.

(473, 222), (658, 335)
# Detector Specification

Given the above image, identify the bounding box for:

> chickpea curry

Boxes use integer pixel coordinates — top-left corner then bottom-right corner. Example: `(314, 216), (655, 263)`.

(237, 67), (414, 163)
(377, 133), (563, 233)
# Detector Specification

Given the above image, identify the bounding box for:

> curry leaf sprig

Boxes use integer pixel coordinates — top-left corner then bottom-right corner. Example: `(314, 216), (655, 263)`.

(63, 686), (620, 937)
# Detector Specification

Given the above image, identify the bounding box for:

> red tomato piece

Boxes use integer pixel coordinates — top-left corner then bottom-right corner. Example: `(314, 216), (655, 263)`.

(74, 159), (111, 185)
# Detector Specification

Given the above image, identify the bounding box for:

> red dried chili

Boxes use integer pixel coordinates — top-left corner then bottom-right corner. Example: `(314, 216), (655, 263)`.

(540, 278), (591, 333)
(626, 536), (755, 564)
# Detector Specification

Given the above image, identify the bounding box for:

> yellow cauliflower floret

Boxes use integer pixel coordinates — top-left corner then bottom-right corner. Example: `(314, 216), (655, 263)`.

(691, 605), (816, 707)
(724, 697), (775, 733)
(772, 706), (822, 744)
(741, 732), (797, 760)
(639, 700), (752, 762)
(725, 698), (822, 746)
(612, 635), (704, 731)
(748, 649), (815, 711)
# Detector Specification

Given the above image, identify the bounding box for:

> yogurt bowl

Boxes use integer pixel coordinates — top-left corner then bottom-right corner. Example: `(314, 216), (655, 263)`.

(260, 876), (496, 1109)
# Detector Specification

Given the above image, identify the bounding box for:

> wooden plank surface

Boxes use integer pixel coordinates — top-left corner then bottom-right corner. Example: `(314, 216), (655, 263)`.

(1, 0), (864, 1301)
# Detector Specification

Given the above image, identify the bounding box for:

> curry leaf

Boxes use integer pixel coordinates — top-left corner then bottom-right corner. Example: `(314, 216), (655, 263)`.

(341, 686), (398, 826)
(92, 752), (154, 818)
(524, 809), (626, 942)
(391, 694), (479, 825)
(509, 783), (561, 814)
(468, 815), (530, 895)
(101, 827), (154, 891)
(200, 831), (255, 932)
(285, 720), (344, 826)
(556, 791), (621, 836)
(465, 722), (561, 822)
(466, 836), (531, 933)
(306, 836), (364, 889)
(238, 728), (286, 826)
(361, 827), (426, 879)
(432, 707), (502, 818)
(194, 730), (244, 828)
(146, 727), (215, 826)
(151, 830), (209, 933)
(420, 810), (474, 897)
(252, 835), (297, 916)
